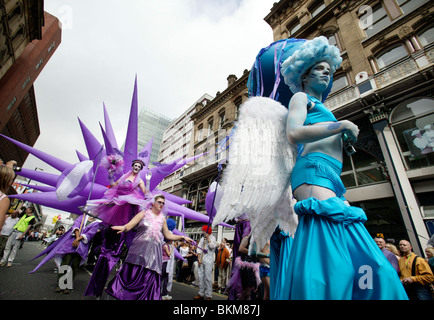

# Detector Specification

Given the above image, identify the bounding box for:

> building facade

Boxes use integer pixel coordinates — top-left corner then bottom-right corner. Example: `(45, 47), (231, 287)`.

(0, 4), (61, 166)
(136, 107), (172, 166)
(158, 94), (213, 198)
(179, 72), (250, 241)
(264, 0), (433, 255)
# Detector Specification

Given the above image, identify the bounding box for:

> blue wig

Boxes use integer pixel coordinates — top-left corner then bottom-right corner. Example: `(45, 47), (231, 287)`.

(281, 36), (342, 96)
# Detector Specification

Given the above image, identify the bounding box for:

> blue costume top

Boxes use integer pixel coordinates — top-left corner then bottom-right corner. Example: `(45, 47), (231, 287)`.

(304, 95), (337, 125)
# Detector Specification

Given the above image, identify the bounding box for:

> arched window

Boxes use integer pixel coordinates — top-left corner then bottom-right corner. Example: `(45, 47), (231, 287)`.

(197, 124), (204, 142)
(207, 117), (214, 136)
(417, 25), (434, 47)
(330, 73), (349, 93)
(359, 2), (391, 37)
(287, 19), (301, 36)
(309, 1), (326, 18)
(390, 97), (434, 170)
(396, 0), (429, 15)
(187, 183), (198, 210)
(375, 44), (408, 69)
(218, 109), (225, 129)
(197, 179), (210, 212)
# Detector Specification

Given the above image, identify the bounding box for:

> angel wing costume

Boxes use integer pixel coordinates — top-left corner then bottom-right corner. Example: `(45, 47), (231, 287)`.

(212, 39), (304, 253)
(213, 37), (408, 300)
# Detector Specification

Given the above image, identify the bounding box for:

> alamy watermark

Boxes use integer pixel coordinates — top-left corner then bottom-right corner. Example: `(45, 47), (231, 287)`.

(358, 5), (374, 31)
(58, 265), (73, 290)
(358, 265), (373, 290)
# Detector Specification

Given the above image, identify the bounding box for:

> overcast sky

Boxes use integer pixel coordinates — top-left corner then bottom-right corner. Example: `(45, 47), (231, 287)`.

(24, 0), (277, 180)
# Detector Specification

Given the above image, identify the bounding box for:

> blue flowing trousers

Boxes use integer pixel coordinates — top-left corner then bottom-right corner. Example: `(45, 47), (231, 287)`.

(271, 153), (408, 300)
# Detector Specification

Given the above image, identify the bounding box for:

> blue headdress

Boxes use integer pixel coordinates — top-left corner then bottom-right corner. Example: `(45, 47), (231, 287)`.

(247, 36), (342, 104)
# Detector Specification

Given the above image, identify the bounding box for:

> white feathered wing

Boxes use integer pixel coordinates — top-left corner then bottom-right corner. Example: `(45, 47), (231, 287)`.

(212, 96), (298, 251)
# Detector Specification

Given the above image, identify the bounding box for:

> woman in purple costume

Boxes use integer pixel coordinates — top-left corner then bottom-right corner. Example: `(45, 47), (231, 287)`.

(83, 159), (148, 297)
(106, 195), (193, 300)
(85, 159), (148, 226)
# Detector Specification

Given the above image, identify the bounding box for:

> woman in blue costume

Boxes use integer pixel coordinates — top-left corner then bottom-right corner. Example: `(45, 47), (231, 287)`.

(279, 37), (407, 300)
(242, 36), (408, 300)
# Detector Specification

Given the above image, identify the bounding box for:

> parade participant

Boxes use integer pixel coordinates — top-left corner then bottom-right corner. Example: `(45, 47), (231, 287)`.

(105, 195), (193, 300)
(213, 36), (408, 300)
(193, 225), (216, 300)
(54, 215), (100, 293)
(84, 159), (148, 226)
(226, 233), (261, 300)
(281, 36), (407, 300)
(225, 214), (250, 300)
(1, 207), (35, 267)
(28, 215), (101, 293)
(161, 239), (174, 300)
(83, 158), (149, 297)
(162, 218), (176, 300)
(257, 240), (271, 300)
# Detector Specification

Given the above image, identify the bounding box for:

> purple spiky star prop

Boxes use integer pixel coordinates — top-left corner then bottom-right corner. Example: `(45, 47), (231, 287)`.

(1, 76), (232, 228)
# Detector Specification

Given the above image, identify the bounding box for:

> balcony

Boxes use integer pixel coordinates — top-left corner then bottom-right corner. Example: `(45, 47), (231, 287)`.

(324, 46), (433, 113)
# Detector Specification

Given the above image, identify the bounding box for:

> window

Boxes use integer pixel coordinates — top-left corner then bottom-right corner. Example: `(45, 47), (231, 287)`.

(376, 45), (407, 69)
(330, 74), (348, 93)
(197, 124), (203, 142)
(309, 1), (326, 18)
(287, 19), (301, 36)
(11, 25), (25, 47)
(197, 179), (210, 212)
(390, 97), (434, 170)
(417, 26), (434, 47)
(341, 149), (388, 188)
(396, 0), (429, 15)
(327, 34), (338, 47)
(207, 117), (214, 136)
(187, 183), (198, 210)
(219, 111), (225, 129)
(360, 3), (391, 37)
(234, 96), (243, 119)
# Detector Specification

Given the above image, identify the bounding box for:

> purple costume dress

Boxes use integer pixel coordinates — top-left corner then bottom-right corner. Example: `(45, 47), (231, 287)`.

(106, 209), (166, 300)
(84, 170), (145, 226)
(227, 218), (251, 300)
(83, 171), (148, 297)
(29, 215), (100, 273)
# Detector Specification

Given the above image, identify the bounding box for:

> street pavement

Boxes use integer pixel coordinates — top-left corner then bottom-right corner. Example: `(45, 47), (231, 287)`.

(0, 240), (228, 301)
